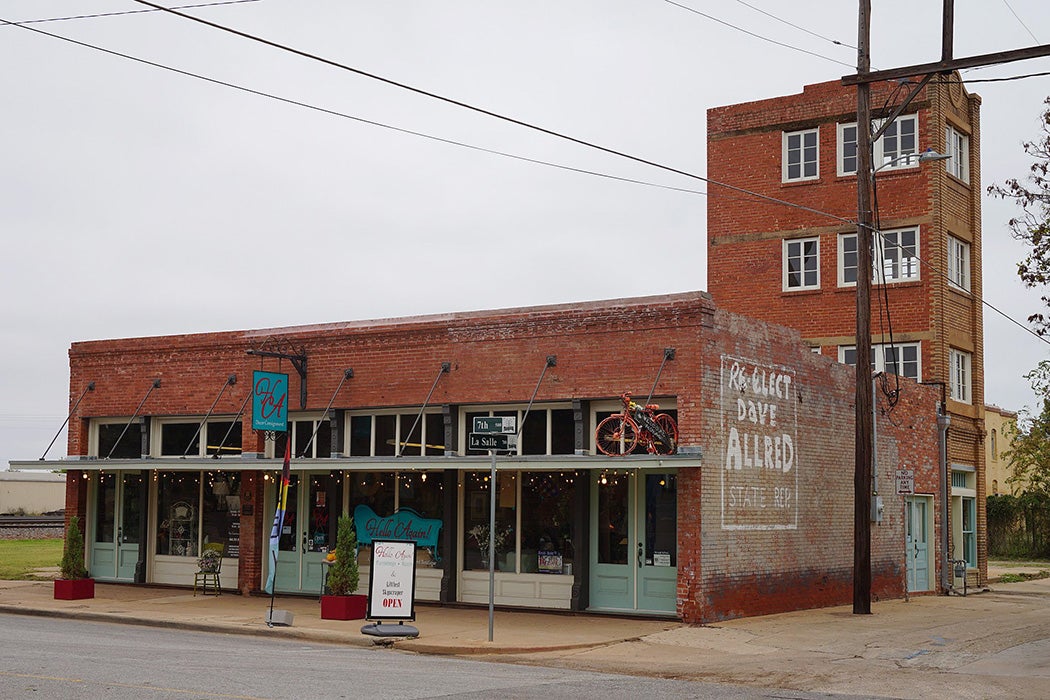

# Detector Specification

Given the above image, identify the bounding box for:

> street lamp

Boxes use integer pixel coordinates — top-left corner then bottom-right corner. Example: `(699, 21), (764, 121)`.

(874, 148), (952, 173)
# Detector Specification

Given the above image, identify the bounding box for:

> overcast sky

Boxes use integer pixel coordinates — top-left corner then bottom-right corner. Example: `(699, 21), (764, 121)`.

(3, 0), (1049, 470)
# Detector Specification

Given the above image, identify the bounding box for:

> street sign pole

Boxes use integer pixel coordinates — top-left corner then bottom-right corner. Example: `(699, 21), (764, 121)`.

(488, 448), (496, 642)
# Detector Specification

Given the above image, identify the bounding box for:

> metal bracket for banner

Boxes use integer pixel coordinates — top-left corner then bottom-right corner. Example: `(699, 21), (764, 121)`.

(246, 346), (308, 409)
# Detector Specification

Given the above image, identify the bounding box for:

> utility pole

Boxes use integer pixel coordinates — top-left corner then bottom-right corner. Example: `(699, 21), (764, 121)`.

(853, 0), (874, 615)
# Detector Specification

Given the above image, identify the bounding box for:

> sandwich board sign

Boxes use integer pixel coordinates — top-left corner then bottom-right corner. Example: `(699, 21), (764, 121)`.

(367, 539), (417, 621)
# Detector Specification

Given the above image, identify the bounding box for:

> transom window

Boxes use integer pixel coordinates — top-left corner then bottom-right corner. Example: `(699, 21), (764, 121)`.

(461, 405), (575, 456)
(838, 228), (919, 286)
(945, 124), (970, 182)
(158, 419), (242, 458)
(837, 114), (919, 175)
(345, 411), (445, 457)
(948, 236), (971, 291)
(838, 342), (921, 381)
(783, 237), (820, 290)
(783, 128), (819, 182)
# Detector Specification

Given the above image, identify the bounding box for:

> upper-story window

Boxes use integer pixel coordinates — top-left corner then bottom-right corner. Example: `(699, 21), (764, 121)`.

(838, 228), (919, 286)
(945, 124), (970, 182)
(784, 237), (820, 290)
(462, 405), (575, 456)
(158, 419), (242, 458)
(837, 115), (919, 176)
(783, 128), (819, 182)
(346, 410), (445, 457)
(948, 236), (971, 291)
(91, 420), (143, 459)
(950, 348), (973, 403)
(838, 342), (921, 381)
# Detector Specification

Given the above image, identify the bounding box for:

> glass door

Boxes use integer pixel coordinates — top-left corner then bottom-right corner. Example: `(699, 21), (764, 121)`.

(90, 471), (144, 582)
(589, 470), (677, 614)
(906, 495), (931, 592)
(270, 472), (342, 594)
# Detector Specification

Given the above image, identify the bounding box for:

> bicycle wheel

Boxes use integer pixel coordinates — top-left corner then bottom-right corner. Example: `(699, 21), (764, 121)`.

(595, 415), (639, 456)
(652, 414), (679, 455)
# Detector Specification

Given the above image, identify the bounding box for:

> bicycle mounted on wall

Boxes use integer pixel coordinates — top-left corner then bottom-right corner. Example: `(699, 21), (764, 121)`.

(595, 393), (679, 456)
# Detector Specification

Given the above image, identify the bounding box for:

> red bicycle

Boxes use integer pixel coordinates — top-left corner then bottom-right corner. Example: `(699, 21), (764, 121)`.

(595, 393), (678, 456)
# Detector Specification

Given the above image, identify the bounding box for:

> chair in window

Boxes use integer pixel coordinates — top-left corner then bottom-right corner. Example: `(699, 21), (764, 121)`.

(193, 543), (224, 596)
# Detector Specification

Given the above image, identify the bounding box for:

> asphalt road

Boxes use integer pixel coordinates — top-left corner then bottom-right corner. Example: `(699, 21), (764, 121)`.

(0, 613), (878, 699)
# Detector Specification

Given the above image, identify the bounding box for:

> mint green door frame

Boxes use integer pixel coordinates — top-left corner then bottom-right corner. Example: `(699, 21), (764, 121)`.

(906, 495), (931, 592)
(268, 473), (329, 595)
(588, 470), (677, 614)
(90, 471), (142, 582)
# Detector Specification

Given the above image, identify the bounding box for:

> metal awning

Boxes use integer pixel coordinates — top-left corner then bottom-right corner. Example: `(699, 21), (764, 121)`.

(9, 452), (701, 473)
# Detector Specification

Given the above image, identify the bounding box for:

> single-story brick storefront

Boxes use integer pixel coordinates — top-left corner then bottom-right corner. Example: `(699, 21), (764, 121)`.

(15, 292), (946, 622)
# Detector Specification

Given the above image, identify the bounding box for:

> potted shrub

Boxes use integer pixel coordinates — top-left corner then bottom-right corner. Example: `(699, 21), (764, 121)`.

(54, 516), (95, 600)
(320, 515), (366, 620)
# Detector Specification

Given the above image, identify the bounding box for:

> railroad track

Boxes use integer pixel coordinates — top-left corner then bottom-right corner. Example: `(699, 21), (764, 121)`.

(0, 515), (65, 529)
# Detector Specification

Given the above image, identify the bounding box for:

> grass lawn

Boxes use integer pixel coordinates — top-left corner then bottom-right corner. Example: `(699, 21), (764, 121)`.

(0, 539), (64, 580)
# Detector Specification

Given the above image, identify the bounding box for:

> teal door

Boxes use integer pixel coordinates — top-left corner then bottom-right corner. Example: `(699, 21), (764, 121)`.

(906, 496), (931, 592)
(90, 472), (143, 582)
(589, 470), (677, 614)
(269, 473), (340, 594)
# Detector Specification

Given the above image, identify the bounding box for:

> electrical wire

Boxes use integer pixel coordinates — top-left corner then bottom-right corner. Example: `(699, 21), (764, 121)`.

(733, 0), (858, 50)
(662, 0), (855, 69)
(122, 0), (859, 226)
(6, 0), (262, 25)
(1002, 0), (1041, 44)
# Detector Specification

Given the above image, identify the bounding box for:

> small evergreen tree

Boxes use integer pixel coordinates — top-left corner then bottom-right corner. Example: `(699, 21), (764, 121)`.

(60, 516), (90, 580)
(325, 515), (359, 596)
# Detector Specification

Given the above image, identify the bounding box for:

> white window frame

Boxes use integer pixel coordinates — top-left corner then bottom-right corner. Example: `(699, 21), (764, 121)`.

(950, 349), (972, 403)
(837, 114), (919, 176)
(945, 124), (970, 182)
(783, 237), (820, 291)
(838, 228), (919, 286)
(837, 342), (922, 381)
(947, 235), (971, 291)
(783, 128), (819, 182)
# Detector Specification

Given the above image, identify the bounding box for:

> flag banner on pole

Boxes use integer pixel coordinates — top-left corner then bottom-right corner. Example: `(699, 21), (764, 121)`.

(264, 440), (291, 594)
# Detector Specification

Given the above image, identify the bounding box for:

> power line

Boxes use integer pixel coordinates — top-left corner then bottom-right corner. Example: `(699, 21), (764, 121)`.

(6, 0), (262, 26)
(663, 0), (855, 69)
(1002, 0), (1040, 44)
(124, 0), (858, 226)
(733, 0), (858, 50)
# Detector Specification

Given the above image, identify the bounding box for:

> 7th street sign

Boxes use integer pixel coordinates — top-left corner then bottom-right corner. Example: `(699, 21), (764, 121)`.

(472, 416), (516, 434)
(468, 433), (517, 452)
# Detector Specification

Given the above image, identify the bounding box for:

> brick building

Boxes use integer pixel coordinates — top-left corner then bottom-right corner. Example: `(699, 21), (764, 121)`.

(707, 76), (986, 589)
(984, 405), (1017, 496)
(14, 292), (944, 622)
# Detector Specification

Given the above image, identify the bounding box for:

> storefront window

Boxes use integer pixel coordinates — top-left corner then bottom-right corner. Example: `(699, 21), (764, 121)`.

(304, 472), (342, 553)
(94, 472), (116, 543)
(201, 471), (241, 558)
(520, 472), (575, 574)
(463, 471), (516, 571)
(349, 472), (395, 566)
(397, 471), (444, 563)
(156, 471), (200, 557)
(644, 473), (676, 567)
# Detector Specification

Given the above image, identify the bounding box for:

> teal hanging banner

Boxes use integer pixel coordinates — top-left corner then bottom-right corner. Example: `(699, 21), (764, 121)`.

(252, 370), (289, 432)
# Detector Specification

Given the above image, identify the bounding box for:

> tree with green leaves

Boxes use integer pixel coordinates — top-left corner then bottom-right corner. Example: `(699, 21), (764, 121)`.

(1005, 360), (1050, 497)
(988, 97), (1050, 337)
(60, 516), (90, 581)
(325, 515), (360, 596)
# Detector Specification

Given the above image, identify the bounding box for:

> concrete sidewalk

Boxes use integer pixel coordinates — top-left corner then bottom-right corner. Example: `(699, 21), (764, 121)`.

(4, 571), (1050, 699)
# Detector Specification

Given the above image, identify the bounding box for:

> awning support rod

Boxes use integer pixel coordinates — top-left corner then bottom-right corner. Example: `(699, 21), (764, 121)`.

(106, 379), (161, 459)
(518, 356), (557, 437)
(40, 382), (95, 461)
(298, 369), (354, 458)
(182, 375), (237, 458)
(397, 363), (451, 458)
(644, 348), (676, 407)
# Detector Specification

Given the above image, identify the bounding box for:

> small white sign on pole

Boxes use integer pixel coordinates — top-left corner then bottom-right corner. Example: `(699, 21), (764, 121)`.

(895, 469), (915, 495)
(367, 540), (417, 621)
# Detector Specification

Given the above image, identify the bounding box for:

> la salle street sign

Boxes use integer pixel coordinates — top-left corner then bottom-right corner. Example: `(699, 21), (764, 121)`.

(468, 433), (517, 451)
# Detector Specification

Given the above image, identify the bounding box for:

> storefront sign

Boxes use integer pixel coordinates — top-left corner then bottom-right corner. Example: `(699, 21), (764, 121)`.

(367, 540), (416, 620)
(354, 505), (441, 552)
(720, 355), (799, 530)
(251, 370), (289, 432)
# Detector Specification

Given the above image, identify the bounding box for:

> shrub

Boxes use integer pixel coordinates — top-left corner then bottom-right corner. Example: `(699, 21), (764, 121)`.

(326, 515), (360, 596)
(59, 516), (89, 580)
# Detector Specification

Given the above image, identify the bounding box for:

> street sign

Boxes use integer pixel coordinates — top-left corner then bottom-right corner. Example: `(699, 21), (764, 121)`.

(895, 469), (915, 495)
(468, 433), (517, 451)
(472, 416), (516, 434)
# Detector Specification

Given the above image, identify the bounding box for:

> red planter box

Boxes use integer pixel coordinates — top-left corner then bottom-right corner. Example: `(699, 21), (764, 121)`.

(320, 594), (367, 620)
(54, 578), (95, 600)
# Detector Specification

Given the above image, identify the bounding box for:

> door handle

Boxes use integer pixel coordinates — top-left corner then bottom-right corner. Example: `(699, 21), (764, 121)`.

(118, 527), (123, 543)
(637, 542), (644, 568)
